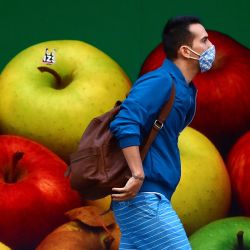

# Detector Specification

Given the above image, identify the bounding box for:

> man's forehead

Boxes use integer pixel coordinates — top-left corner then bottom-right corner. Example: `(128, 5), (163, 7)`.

(189, 23), (208, 39)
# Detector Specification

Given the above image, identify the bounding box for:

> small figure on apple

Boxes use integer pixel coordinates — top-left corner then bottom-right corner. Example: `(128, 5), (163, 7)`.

(42, 48), (56, 65)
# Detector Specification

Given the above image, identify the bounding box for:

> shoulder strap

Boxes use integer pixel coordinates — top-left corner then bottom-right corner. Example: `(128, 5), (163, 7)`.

(140, 80), (176, 160)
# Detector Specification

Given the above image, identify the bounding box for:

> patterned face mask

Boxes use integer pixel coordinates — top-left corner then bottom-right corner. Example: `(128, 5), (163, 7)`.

(187, 45), (216, 72)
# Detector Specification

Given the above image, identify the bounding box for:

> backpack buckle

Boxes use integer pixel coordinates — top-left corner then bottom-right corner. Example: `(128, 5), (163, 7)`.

(154, 120), (163, 130)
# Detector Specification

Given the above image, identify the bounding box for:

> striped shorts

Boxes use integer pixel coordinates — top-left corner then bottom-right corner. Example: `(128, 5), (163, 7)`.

(111, 192), (191, 250)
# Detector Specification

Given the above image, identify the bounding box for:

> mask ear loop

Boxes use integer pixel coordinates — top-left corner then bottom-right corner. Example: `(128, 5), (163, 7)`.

(189, 56), (200, 60)
(186, 47), (201, 60)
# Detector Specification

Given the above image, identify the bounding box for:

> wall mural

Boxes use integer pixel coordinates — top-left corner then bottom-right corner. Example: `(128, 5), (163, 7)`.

(0, 3), (249, 250)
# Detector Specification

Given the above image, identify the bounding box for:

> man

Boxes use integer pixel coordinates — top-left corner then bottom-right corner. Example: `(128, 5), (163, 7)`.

(110, 16), (215, 250)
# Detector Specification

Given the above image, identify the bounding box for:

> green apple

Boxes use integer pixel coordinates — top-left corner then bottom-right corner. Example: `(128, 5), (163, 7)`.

(0, 40), (131, 161)
(171, 127), (231, 235)
(189, 216), (250, 250)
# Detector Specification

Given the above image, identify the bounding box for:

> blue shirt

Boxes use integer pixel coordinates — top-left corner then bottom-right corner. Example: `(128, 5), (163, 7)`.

(110, 59), (197, 200)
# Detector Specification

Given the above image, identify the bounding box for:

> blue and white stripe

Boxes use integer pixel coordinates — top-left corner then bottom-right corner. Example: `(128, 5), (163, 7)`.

(112, 192), (191, 250)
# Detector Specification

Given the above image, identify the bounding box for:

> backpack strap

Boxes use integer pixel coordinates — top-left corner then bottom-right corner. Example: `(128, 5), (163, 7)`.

(140, 79), (176, 160)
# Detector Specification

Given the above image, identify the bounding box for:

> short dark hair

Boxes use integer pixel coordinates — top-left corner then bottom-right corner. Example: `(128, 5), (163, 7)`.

(162, 16), (201, 60)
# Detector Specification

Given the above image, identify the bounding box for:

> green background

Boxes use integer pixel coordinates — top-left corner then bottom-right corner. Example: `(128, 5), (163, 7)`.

(0, 0), (249, 82)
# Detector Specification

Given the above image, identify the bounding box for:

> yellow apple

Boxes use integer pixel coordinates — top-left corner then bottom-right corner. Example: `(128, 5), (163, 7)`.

(0, 242), (11, 250)
(171, 127), (231, 235)
(36, 206), (120, 250)
(84, 195), (112, 211)
(36, 221), (119, 250)
(0, 40), (131, 161)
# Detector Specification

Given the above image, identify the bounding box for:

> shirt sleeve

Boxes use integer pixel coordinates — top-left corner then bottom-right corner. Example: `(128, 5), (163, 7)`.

(110, 71), (172, 148)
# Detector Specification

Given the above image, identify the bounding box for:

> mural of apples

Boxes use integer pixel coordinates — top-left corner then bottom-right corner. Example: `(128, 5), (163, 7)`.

(171, 127), (231, 235)
(227, 131), (250, 216)
(0, 135), (82, 250)
(189, 216), (250, 250)
(139, 31), (250, 155)
(36, 206), (120, 250)
(0, 40), (131, 161)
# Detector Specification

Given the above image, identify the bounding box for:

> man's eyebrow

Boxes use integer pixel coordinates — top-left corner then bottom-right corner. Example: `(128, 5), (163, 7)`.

(201, 36), (208, 41)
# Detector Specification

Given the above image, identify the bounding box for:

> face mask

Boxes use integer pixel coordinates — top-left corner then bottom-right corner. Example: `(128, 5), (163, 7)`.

(187, 45), (216, 72)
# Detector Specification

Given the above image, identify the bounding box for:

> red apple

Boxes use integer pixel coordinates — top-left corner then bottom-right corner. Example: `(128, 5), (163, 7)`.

(227, 131), (250, 216)
(0, 135), (82, 250)
(140, 30), (250, 155)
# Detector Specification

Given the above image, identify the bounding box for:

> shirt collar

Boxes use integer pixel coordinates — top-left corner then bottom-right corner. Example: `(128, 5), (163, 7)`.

(162, 59), (187, 81)
(161, 59), (197, 93)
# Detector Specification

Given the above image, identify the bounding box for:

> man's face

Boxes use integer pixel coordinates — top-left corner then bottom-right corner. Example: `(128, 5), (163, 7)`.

(189, 23), (212, 57)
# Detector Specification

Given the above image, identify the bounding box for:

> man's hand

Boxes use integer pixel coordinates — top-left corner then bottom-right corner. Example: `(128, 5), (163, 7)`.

(112, 145), (144, 201)
(111, 176), (144, 201)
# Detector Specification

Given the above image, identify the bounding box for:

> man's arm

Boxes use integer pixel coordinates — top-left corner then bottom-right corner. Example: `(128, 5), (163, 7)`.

(112, 146), (145, 201)
(110, 73), (172, 201)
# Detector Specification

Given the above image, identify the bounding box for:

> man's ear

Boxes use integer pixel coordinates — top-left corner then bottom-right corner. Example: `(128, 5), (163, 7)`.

(179, 46), (190, 59)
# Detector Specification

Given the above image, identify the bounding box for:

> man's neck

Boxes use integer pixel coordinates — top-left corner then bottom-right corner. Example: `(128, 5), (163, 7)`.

(172, 58), (199, 84)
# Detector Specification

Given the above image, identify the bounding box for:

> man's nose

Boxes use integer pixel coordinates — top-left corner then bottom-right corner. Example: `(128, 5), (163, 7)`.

(208, 40), (213, 48)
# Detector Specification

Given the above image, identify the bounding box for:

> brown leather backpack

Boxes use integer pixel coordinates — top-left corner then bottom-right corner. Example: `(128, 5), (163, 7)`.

(65, 81), (175, 200)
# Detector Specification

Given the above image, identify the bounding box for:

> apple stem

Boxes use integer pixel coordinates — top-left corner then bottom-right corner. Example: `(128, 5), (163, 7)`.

(103, 235), (114, 249)
(237, 231), (244, 250)
(5, 152), (24, 183)
(37, 66), (62, 88)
